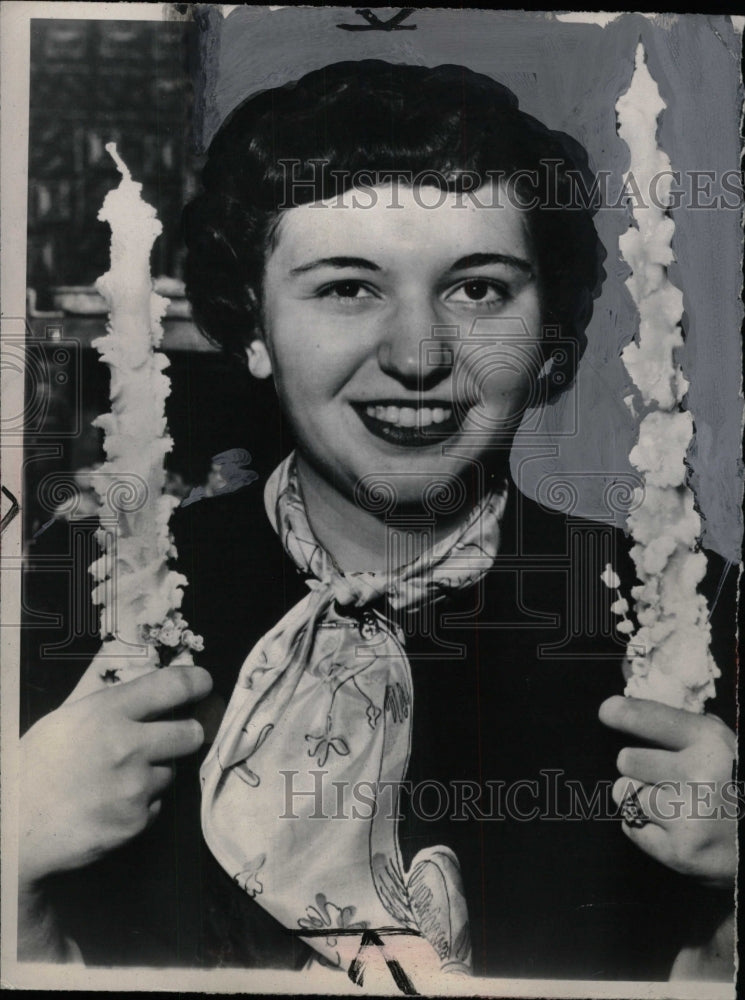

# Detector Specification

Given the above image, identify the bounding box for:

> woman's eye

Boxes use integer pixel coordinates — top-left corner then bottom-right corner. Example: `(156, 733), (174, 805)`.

(446, 279), (508, 307)
(317, 280), (376, 302)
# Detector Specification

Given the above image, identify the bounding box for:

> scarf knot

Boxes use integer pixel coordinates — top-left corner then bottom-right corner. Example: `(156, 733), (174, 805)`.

(201, 453), (507, 986)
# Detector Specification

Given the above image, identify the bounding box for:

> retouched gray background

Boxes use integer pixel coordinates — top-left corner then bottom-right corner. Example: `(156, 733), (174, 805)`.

(192, 8), (743, 562)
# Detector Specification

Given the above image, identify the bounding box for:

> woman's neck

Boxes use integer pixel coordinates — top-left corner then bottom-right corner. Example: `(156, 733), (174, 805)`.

(294, 453), (502, 574)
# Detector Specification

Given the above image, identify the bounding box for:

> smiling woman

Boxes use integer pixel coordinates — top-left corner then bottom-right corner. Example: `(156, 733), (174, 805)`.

(18, 58), (736, 987)
(184, 60), (733, 983)
(182, 60), (604, 564)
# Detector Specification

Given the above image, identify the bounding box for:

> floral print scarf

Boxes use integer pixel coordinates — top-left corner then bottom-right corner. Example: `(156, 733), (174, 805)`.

(200, 453), (507, 985)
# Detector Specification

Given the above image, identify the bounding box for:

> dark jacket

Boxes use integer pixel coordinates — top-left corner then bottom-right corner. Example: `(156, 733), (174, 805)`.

(21, 480), (737, 979)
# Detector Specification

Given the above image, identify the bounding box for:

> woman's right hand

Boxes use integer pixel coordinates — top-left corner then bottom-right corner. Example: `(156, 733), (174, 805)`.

(19, 664), (212, 888)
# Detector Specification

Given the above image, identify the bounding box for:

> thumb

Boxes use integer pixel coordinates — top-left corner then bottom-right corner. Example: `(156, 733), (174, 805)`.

(109, 664), (213, 721)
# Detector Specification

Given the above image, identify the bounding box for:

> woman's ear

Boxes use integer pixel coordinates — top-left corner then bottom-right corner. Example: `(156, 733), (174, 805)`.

(245, 339), (273, 379)
(244, 287), (272, 379)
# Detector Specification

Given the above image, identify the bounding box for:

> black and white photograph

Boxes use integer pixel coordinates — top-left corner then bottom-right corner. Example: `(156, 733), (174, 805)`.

(1, 5), (742, 995)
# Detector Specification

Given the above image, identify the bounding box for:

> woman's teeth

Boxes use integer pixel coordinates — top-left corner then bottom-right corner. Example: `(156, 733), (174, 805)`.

(356, 401), (460, 447)
(365, 405), (452, 428)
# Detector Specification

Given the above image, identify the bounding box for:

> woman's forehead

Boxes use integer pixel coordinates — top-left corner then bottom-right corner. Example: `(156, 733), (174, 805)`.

(268, 182), (534, 271)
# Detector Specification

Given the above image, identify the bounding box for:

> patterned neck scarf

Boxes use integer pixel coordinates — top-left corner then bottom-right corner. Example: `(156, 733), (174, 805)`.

(201, 454), (507, 985)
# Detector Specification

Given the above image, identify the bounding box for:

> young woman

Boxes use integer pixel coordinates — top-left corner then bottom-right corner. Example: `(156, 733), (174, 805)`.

(19, 61), (736, 985)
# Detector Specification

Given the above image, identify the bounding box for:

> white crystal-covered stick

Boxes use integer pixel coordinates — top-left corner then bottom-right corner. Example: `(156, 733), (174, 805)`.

(602, 44), (718, 713)
(86, 144), (202, 679)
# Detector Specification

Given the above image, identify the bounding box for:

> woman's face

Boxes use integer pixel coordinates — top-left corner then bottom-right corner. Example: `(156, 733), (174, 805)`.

(255, 183), (543, 508)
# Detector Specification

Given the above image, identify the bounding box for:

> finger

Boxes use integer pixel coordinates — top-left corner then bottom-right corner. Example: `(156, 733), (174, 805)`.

(612, 775), (646, 808)
(599, 696), (706, 750)
(617, 747), (681, 784)
(106, 666), (213, 721)
(613, 777), (685, 827)
(141, 718), (205, 762)
(147, 765), (174, 800)
(620, 815), (674, 866)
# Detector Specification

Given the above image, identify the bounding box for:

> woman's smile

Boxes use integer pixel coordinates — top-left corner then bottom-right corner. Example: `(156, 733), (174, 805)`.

(352, 398), (461, 447)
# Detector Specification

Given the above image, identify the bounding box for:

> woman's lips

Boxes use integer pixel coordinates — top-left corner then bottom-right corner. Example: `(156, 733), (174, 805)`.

(352, 401), (462, 447)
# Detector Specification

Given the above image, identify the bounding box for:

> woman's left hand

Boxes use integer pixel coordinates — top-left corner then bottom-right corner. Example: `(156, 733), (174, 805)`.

(599, 695), (737, 889)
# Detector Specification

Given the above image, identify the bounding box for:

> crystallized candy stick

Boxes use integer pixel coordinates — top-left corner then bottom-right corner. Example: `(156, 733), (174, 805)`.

(79, 144), (203, 691)
(601, 45), (719, 714)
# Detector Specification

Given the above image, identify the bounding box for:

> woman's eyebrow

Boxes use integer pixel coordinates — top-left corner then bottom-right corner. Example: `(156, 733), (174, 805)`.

(289, 256), (381, 276)
(447, 252), (533, 275)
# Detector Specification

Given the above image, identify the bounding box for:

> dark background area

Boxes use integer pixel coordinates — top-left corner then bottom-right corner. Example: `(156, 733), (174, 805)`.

(23, 19), (285, 546)
(27, 19), (197, 301)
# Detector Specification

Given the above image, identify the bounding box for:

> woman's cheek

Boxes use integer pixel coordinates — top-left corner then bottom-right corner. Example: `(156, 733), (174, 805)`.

(484, 368), (535, 405)
(457, 358), (536, 426)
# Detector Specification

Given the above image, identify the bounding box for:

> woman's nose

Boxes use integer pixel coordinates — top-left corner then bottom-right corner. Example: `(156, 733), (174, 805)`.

(376, 299), (454, 389)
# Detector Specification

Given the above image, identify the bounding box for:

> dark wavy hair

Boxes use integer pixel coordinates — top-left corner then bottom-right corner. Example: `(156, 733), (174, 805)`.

(183, 60), (605, 398)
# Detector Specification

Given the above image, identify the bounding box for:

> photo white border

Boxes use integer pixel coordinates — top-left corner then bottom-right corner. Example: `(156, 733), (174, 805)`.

(0, 5), (737, 996)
